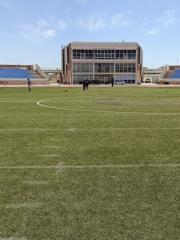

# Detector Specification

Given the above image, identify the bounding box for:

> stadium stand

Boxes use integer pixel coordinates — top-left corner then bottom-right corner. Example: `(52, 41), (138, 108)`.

(0, 64), (49, 85)
(170, 69), (180, 78)
(0, 68), (36, 79)
(159, 65), (180, 84)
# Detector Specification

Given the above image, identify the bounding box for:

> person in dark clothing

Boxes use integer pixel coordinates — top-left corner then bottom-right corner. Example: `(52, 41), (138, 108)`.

(111, 77), (114, 87)
(85, 78), (89, 90)
(27, 78), (31, 92)
(83, 78), (86, 91)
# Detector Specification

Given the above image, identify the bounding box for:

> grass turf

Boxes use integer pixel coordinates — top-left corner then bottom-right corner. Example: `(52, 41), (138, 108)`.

(0, 86), (180, 239)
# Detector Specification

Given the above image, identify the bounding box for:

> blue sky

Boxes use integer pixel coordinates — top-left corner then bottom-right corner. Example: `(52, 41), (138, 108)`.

(0, 0), (180, 69)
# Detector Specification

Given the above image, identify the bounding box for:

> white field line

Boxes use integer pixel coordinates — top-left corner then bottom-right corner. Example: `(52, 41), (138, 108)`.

(40, 155), (61, 157)
(49, 138), (66, 141)
(2, 127), (180, 131)
(45, 146), (63, 148)
(37, 99), (119, 113)
(1, 164), (180, 170)
(0, 101), (35, 102)
(55, 162), (64, 175)
(0, 238), (27, 240)
(6, 203), (42, 208)
(37, 98), (180, 115)
(22, 181), (49, 185)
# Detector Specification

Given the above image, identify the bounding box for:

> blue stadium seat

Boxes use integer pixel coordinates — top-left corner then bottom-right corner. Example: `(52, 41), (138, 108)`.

(0, 68), (36, 79)
(170, 69), (180, 79)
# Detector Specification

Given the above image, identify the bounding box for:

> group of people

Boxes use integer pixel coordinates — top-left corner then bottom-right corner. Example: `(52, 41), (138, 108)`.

(83, 78), (114, 89)
(82, 78), (89, 91)
(27, 77), (114, 92)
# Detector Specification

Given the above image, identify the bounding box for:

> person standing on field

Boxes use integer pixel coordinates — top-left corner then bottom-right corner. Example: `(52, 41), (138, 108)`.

(85, 78), (89, 90)
(27, 78), (31, 92)
(83, 78), (86, 91)
(111, 77), (114, 87)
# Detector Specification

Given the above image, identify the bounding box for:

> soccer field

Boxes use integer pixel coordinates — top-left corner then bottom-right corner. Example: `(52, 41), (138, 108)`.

(1, 86), (180, 239)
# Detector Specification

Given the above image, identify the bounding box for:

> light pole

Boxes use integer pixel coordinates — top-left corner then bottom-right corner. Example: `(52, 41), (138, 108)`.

(177, 59), (178, 66)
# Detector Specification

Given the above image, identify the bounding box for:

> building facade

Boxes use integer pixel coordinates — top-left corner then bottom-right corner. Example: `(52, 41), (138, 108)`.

(142, 67), (163, 83)
(61, 42), (143, 84)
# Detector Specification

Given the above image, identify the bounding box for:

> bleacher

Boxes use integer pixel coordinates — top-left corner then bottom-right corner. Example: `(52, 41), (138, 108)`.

(0, 68), (36, 79)
(170, 69), (180, 79)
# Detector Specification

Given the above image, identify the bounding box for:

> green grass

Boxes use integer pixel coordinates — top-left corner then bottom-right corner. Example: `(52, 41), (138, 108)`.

(1, 86), (180, 239)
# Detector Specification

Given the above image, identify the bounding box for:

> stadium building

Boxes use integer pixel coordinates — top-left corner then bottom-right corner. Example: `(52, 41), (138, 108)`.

(61, 42), (143, 85)
(0, 64), (49, 85)
(0, 64), (62, 85)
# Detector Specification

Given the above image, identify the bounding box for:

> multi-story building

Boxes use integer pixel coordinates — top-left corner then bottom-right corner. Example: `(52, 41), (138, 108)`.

(61, 42), (143, 84)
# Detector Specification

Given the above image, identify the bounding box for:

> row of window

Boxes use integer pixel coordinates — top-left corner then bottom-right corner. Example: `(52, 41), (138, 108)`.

(116, 63), (136, 73)
(115, 74), (136, 81)
(72, 74), (136, 84)
(73, 63), (136, 73)
(73, 49), (136, 60)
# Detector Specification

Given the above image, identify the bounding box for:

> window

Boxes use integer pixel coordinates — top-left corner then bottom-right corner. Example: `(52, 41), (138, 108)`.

(127, 50), (136, 59)
(73, 49), (93, 59)
(73, 63), (93, 73)
(95, 63), (114, 73)
(115, 74), (136, 84)
(115, 63), (136, 73)
(73, 74), (93, 84)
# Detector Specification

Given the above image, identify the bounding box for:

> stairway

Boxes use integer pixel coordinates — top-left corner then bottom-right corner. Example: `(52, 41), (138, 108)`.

(163, 70), (174, 78)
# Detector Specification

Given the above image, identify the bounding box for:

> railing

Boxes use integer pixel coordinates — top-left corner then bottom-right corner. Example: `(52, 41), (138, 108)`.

(42, 68), (61, 70)
(34, 64), (48, 79)
(159, 65), (168, 81)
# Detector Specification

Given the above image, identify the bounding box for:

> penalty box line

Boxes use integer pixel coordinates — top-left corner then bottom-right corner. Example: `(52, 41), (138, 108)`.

(1, 164), (180, 169)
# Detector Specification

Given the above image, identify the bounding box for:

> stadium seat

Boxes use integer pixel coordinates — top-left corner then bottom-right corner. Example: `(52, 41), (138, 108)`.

(0, 68), (36, 79)
(170, 69), (180, 79)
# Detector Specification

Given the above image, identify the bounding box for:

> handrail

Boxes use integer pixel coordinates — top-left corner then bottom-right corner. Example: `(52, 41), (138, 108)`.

(33, 64), (48, 79)
(42, 68), (61, 70)
(159, 65), (168, 81)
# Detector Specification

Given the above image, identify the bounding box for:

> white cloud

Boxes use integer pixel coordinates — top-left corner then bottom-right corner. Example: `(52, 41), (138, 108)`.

(37, 19), (48, 27)
(141, 28), (160, 35)
(110, 14), (131, 26)
(141, 10), (178, 35)
(18, 17), (68, 43)
(76, 0), (87, 4)
(18, 20), (56, 43)
(57, 19), (67, 30)
(43, 29), (55, 38)
(76, 15), (106, 31)
(156, 10), (177, 28)
(76, 13), (131, 31)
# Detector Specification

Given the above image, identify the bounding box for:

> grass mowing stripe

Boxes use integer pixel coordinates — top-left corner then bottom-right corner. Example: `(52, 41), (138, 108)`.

(1, 164), (180, 169)
(2, 87), (180, 239)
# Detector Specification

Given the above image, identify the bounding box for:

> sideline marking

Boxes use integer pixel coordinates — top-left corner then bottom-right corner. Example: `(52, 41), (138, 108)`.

(6, 203), (41, 208)
(1, 164), (180, 170)
(22, 181), (49, 185)
(40, 155), (61, 157)
(0, 238), (27, 240)
(1, 127), (180, 131)
(37, 98), (180, 115)
(45, 146), (63, 148)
